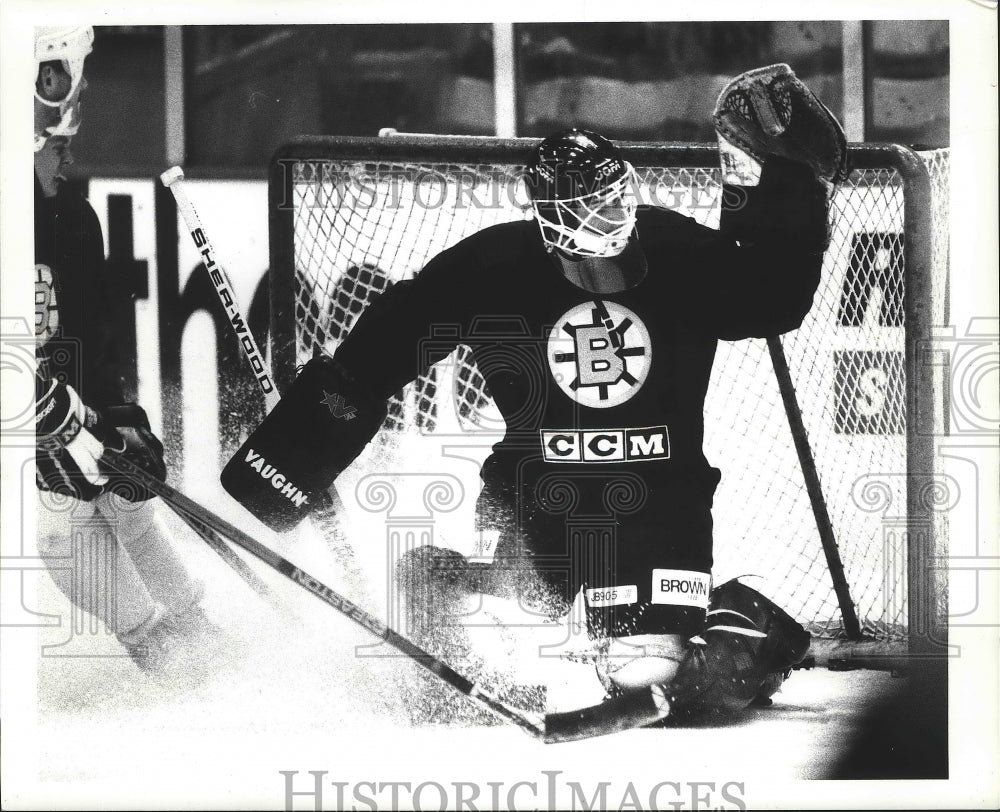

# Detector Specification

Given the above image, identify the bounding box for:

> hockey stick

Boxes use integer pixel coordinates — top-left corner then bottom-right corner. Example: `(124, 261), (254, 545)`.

(100, 449), (669, 740)
(544, 686), (669, 743)
(160, 166), (348, 525)
(160, 167), (278, 410)
(157, 496), (275, 600)
(99, 448), (542, 738)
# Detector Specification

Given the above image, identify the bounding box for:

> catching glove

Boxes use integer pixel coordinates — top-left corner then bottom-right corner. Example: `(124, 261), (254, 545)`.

(714, 63), (848, 186)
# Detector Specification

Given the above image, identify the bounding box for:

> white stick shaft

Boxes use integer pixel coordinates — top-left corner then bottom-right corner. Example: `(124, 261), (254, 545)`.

(166, 176), (278, 411)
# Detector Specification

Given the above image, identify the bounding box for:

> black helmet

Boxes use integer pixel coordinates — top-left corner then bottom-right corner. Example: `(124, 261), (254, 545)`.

(526, 128), (637, 257)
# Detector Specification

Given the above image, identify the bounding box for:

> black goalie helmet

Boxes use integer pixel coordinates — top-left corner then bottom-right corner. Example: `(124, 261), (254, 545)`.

(526, 128), (638, 258)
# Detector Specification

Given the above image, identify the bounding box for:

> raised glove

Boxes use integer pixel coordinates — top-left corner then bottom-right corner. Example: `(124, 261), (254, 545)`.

(714, 63), (848, 186)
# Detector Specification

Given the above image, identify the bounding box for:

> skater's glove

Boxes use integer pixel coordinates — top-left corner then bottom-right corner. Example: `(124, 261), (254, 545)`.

(36, 380), (108, 500)
(96, 403), (168, 503)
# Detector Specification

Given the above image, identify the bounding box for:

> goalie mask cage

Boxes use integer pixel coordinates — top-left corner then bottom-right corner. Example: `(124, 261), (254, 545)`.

(269, 135), (949, 663)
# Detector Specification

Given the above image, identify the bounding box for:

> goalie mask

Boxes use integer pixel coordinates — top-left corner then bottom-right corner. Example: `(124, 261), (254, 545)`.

(527, 129), (638, 258)
(34, 26), (93, 152)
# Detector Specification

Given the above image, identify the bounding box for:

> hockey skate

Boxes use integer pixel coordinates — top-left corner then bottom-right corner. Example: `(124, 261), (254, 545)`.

(120, 599), (224, 680)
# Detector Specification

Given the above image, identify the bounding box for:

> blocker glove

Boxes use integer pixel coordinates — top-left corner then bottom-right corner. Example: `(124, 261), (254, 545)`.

(221, 355), (387, 532)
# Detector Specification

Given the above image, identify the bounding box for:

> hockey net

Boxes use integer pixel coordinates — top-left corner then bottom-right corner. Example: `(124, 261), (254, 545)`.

(270, 136), (949, 654)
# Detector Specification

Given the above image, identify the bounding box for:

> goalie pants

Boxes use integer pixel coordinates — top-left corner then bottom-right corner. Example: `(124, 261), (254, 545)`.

(477, 461), (722, 640)
(36, 490), (203, 644)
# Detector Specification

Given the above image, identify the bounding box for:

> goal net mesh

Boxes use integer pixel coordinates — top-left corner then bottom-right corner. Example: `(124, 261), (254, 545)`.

(275, 140), (949, 644)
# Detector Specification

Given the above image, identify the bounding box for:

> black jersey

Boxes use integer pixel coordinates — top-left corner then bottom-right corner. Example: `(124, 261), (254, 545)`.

(34, 176), (124, 407)
(337, 159), (826, 494)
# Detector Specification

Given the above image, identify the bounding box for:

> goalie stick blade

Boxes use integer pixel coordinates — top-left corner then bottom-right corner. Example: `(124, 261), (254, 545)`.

(543, 685), (670, 743)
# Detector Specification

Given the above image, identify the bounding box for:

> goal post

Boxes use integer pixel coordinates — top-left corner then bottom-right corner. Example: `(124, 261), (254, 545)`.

(268, 134), (949, 660)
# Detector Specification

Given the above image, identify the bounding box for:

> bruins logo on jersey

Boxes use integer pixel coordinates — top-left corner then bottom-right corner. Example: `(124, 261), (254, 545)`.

(35, 263), (60, 347)
(547, 300), (651, 407)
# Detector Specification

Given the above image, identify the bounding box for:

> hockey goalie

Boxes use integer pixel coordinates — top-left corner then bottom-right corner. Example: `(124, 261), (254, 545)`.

(222, 64), (845, 722)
